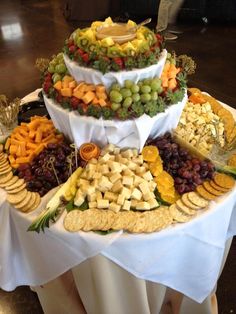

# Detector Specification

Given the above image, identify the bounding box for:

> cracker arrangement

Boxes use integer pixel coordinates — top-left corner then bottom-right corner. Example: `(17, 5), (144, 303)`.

(0, 149), (41, 213)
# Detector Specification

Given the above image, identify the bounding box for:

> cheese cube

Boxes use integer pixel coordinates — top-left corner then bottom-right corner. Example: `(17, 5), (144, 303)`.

(110, 173), (122, 184)
(99, 152), (111, 163)
(132, 149), (138, 157)
(135, 166), (147, 175)
(103, 143), (116, 153)
(139, 181), (150, 195)
(143, 191), (154, 201)
(87, 193), (97, 202)
(133, 175), (144, 186)
(131, 188), (142, 200)
(115, 154), (123, 163)
(127, 161), (137, 171)
(87, 185), (96, 195)
(100, 164), (109, 175)
(122, 200), (131, 211)
(131, 199), (138, 208)
(96, 191), (103, 200)
(122, 176), (133, 186)
(109, 202), (121, 213)
(74, 191), (85, 207)
(97, 199), (109, 209)
(121, 149), (133, 159)
(88, 201), (97, 209)
(109, 161), (122, 173)
(123, 168), (134, 176)
(136, 201), (150, 210)
(114, 147), (120, 155)
(89, 158), (98, 164)
(121, 187), (132, 199)
(142, 171), (153, 181)
(86, 163), (97, 172)
(112, 180), (123, 193)
(98, 176), (112, 190)
(117, 194), (125, 206)
(86, 170), (94, 180)
(104, 191), (117, 202)
(93, 171), (102, 179)
(91, 179), (99, 187)
(109, 155), (115, 161)
(148, 181), (157, 191)
(148, 198), (159, 209)
(133, 155), (143, 164)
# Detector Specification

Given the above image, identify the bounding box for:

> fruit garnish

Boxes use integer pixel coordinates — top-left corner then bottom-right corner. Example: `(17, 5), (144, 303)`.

(142, 145), (159, 162)
(79, 143), (100, 161)
(28, 167), (83, 233)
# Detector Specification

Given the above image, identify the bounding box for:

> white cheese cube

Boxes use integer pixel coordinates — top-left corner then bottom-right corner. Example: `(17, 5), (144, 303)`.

(131, 188), (142, 200)
(74, 191), (85, 207)
(123, 168), (134, 176)
(87, 193), (97, 202)
(117, 194), (125, 206)
(97, 199), (109, 209)
(87, 185), (96, 195)
(142, 171), (153, 181)
(114, 147), (120, 155)
(121, 187), (132, 199)
(109, 161), (122, 173)
(143, 191), (154, 201)
(109, 155), (115, 161)
(89, 158), (98, 164)
(122, 200), (131, 211)
(122, 176), (133, 186)
(111, 180), (123, 193)
(148, 181), (157, 191)
(136, 201), (150, 210)
(109, 202), (121, 213)
(100, 164), (109, 175)
(132, 149), (138, 157)
(86, 163), (97, 173)
(131, 199), (138, 208)
(127, 161), (137, 171)
(93, 172), (102, 179)
(88, 201), (97, 209)
(104, 191), (117, 202)
(115, 154), (123, 163)
(96, 191), (103, 200)
(91, 179), (99, 187)
(135, 166), (146, 174)
(80, 171), (88, 179)
(110, 173), (122, 184)
(99, 152), (111, 163)
(103, 143), (116, 153)
(134, 155), (143, 165)
(148, 198), (159, 209)
(121, 149), (133, 159)
(133, 175), (144, 186)
(139, 181), (150, 195)
(86, 170), (94, 180)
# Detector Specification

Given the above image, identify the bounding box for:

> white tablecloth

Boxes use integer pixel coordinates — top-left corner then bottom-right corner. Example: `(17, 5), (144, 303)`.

(0, 185), (235, 304)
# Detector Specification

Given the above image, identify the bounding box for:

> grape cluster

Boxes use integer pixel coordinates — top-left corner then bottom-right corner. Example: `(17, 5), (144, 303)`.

(148, 133), (215, 194)
(109, 78), (165, 118)
(47, 53), (68, 84)
(17, 143), (83, 197)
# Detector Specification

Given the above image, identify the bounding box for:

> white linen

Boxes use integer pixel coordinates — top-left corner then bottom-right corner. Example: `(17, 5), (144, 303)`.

(44, 91), (187, 151)
(63, 49), (167, 89)
(0, 185), (235, 303)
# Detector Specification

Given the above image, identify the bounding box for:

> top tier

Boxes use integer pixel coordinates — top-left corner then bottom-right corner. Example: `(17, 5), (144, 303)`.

(63, 17), (164, 75)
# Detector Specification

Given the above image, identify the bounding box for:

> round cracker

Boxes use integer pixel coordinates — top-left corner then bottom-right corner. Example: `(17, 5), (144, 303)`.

(169, 204), (191, 223)
(187, 192), (209, 208)
(28, 193), (41, 212)
(5, 178), (25, 191)
(101, 210), (116, 231)
(82, 209), (101, 231)
(0, 171), (13, 183)
(20, 192), (37, 212)
(64, 210), (86, 232)
(176, 199), (196, 216)
(181, 193), (202, 210)
(203, 181), (225, 196)
(15, 191), (32, 209)
(0, 175), (18, 188)
(213, 173), (235, 189)
(7, 183), (26, 194)
(7, 189), (28, 205)
(128, 212), (148, 233)
(0, 144), (3, 153)
(0, 167), (12, 175)
(209, 180), (229, 192)
(0, 161), (9, 169)
(196, 185), (217, 201)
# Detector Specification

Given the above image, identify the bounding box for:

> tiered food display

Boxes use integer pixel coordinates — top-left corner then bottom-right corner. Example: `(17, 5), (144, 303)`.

(0, 17), (235, 235)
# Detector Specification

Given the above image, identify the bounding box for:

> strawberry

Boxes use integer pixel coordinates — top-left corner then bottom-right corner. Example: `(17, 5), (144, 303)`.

(77, 48), (84, 56)
(43, 81), (52, 93)
(70, 97), (80, 110)
(69, 45), (76, 53)
(82, 53), (89, 63)
(113, 57), (124, 69)
(56, 92), (63, 104)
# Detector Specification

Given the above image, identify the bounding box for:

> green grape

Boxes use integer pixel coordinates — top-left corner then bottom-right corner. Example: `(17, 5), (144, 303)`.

(124, 79), (133, 89)
(137, 81), (143, 88)
(120, 88), (132, 99)
(110, 90), (123, 103)
(52, 73), (61, 83)
(140, 93), (151, 103)
(151, 91), (158, 101)
(111, 83), (121, 91)
(48, 65), (55, 73)
(50, 60), (57, 67)
(131, 84), (140, 93)
(132, 93), (141, 102)
(143, 78), (152, 85)
(157, 86), (164, 94)
(141, 85), (151, 94)
(57, 52), (64, 59)
(150, 79), (162, 91)
(123, 97), (133, 108)
(55, 64), (67, 74)
(111, 102), (121, 111)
